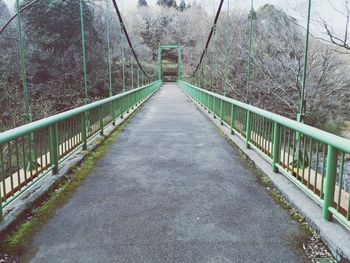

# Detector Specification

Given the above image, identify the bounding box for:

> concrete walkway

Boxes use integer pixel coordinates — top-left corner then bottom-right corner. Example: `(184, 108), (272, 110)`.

(25, 84), (309, 263)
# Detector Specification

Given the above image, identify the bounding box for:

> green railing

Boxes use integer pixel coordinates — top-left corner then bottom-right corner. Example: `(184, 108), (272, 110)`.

(0, 80), (162, 220)
(179, 80), (350, 229)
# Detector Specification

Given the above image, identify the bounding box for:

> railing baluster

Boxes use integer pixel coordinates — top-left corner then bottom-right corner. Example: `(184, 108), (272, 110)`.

(0, 144), (5, 219)
(307, 139), (313, 188)
(230, 104), (235, 135)
(337, 153), (345, 212)
(8, 142), (13, 195)
(245, 111), (251, 148)
(81, 111), (88, 150)
(321, 144), (327, 198)
(99, 106), (104, 136)
(15, 140), (21, 191)
(272, 122), (280, 172)
(179, 81), (350, 226)
(49, 123), (59, 175)
(322, 145), (338, 221)
(220, 99), (224, 125)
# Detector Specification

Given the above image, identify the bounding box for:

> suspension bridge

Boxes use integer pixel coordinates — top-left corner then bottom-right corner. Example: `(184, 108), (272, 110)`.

(0, 0), (350, 262)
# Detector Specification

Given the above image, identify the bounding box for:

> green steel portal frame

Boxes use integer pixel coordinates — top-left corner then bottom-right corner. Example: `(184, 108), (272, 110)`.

(157, 44), (182, 81)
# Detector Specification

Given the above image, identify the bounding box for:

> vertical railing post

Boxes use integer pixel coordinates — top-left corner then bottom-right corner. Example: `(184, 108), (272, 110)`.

(220, 99), (224, 125)
(322, 145), (338, 221)
(246, 111), (252, 148)
(272, 122), (281, 172)
(0, 152), (3, 222)
(81, 112), (87, 150)
(137, 68), (140, 88)
(200, 90), (203, 106)
(99, 106), (104, 136)
(111, 100), (116, 126)
(132, 90), (135, 109)
(177, 46), (182, 81)
(213, 97), (216, 119)
(131, 58), (134, 90)
(0, 202), (3, 222)
(207, 92), (210, 113)
(49, 123), (59, 174)
(230, 104), (235, 134)
(126, 93), (130, 114)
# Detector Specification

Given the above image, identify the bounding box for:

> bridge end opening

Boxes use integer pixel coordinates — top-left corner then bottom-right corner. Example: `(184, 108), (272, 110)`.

(157, 44), (182, 82)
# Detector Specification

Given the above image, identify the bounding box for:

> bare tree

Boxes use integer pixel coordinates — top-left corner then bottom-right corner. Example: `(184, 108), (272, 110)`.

(316, 0), (350, 54)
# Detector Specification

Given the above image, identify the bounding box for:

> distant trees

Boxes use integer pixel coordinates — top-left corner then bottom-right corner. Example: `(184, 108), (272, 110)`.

(0, 0), (21, 129)
(0, 0), (124, 130)
(205, 4), (350, 129)
(178, 0), (187, 12)
(156, 0), (189, 11)
(157, 0), (176, 8)
(134, 1), (208, 60)
(138, 0), (148, 7)
(0, 0), (348, 134)
(18, 0), (110, 113)
(0, 0), (16, 78)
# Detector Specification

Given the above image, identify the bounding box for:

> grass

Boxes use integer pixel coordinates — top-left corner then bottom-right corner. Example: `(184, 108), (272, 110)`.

(261, 176), (272, 186)
(1, 110), (136, 254)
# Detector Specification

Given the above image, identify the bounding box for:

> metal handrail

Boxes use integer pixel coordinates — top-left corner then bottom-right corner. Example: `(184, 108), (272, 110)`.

(0, 81), (162, 144)
(179, 80), (350, 229)
(0, 80), (162, 221)
(178, 81), (350, 154)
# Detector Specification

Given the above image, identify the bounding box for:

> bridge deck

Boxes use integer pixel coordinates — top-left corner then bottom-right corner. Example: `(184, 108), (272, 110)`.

(25, 83), (308, 262)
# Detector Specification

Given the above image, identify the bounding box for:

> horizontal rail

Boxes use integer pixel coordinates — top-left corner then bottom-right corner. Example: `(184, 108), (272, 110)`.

(0, 82), (160, 144)
(179, 81), (350, 153)
(0, 81), (162, 220)
(178, 80), (350, 230)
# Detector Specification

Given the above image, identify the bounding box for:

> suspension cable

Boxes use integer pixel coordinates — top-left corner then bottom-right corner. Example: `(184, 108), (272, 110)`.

(111, 0), (150, 78)
(191, 0), (225, 77)
(0, 0), (39, 35)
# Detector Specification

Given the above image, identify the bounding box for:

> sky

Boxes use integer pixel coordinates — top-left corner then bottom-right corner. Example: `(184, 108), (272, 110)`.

(3, 0), (348, 40)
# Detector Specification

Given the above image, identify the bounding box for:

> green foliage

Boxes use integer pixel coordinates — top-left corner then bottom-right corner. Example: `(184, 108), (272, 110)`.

(259, 4), (277, 13)
(258, 3), (296, 24)
(321, 118), (346, 135)
(248, 9), (257, 20)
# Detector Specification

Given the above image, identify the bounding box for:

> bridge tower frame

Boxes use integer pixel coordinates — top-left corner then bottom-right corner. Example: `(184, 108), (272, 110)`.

(157, 44), (182, 81)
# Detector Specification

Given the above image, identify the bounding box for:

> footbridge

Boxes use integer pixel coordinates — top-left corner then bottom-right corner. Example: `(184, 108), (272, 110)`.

(0, 0), (350, 262)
